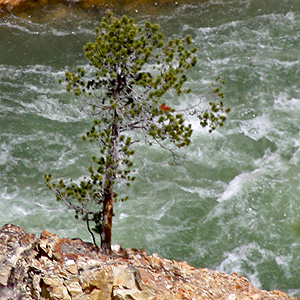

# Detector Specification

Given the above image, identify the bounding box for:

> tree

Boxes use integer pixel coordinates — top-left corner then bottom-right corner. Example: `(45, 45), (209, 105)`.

(45, 11), (230, 254)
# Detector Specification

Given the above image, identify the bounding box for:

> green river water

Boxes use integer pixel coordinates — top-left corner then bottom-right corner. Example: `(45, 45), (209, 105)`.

(1, 0), (300, 296)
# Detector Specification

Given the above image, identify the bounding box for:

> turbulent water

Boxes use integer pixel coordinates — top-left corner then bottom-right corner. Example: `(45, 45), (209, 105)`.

(1, 0), (300, 296)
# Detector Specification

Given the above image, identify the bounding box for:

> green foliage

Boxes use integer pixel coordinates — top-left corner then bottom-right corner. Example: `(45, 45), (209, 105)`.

(198, 77), (231, 132)
(45, 11), (230, 250)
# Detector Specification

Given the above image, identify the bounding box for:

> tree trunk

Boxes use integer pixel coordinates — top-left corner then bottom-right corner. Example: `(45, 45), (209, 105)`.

(100, 109), (119, 254)
(101, 183), (113, 254)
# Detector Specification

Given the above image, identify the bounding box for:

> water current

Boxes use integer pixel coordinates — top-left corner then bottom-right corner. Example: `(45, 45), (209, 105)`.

(1, 0), (300, 296)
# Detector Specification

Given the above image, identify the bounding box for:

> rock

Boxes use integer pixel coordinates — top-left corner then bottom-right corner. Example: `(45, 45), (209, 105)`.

(0, 224), (38, 299)
(0, 0), (181, 18)
(0, 224), (297, 300)
(112, 264), (158, 300)
(43, 275), (71, 300)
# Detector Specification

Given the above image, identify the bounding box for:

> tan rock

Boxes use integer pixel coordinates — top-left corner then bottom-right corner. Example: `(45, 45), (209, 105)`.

(0, 225), (297, 300)
(112, 264), (158, 300)
(250, 294), (262, 300)
(64, 278), (82, 297)
(65, 259), (77, 275)
(81, 266), (113, 289)
(31, 274), (42, 299)
(114, 265), (138, 289)
(42, 275), (71, 300)
(88, 288), (109, 300)
(0, 265), (11, 286)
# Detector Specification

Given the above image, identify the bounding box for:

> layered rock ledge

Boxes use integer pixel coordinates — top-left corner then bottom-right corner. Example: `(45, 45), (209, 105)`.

(0, 224), (296, 300)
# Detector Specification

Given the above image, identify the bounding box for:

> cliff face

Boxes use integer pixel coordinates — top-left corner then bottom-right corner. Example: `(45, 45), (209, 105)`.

(0, 224), (295, 300)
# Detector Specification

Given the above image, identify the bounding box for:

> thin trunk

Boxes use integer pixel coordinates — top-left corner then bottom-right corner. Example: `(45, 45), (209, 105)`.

(101, 183), (113, 254)
(86, 218), (98, 248)
(100, 108), (119, 254)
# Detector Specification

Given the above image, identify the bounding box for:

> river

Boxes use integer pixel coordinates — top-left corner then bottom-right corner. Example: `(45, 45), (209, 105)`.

(1, 0), (300, 296)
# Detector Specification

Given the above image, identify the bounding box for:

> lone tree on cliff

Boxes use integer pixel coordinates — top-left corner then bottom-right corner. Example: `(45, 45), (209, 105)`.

(45, 11), (230, 254)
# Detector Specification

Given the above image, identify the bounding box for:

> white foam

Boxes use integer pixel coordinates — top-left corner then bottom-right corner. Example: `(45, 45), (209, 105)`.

(119, 213), (129, 220)
(0, 18), (84, 37)
(153, 199), (175, 221)
(0, 20), (41, 35)
(0, 143), (11, 166)
(217, 172), (249, 202)
(181, 185), (222, 199)
(239, 115), (272, 141)
(217, 242), (267, 289)
(217, 149), (287, 203)
(0, 187), (19, 200)
(274, 93), (300, 111)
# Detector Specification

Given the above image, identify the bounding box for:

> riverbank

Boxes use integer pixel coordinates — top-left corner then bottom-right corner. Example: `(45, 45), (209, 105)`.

(0, 224), (296, 300)
(0, 0), (183, 17)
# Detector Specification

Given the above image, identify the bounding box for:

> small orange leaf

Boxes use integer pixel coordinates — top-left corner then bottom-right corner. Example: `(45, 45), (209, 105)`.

(160, 103), (171, 112)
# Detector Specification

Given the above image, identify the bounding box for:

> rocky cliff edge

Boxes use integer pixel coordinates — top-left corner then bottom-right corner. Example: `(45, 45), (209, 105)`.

(0, 224), (296, 300)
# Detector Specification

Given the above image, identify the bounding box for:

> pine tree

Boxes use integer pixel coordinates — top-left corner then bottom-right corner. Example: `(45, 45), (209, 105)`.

(45, 11), (230, 254)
